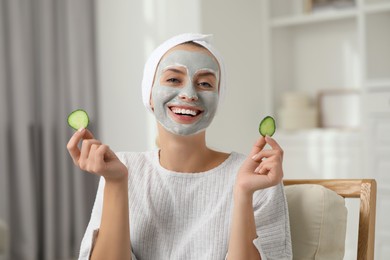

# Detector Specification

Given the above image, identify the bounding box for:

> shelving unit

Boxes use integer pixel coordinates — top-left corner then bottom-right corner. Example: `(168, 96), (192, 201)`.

(270, 8), (358, 27)
(262, 0), (390, 259)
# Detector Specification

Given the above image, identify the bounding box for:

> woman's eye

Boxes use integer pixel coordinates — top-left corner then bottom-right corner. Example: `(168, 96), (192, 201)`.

(198, 82), (213, 88)
(167, 78), (180, 84)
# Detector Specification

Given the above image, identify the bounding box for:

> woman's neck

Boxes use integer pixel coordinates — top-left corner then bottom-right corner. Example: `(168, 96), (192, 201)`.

(157, 124), (228, 173)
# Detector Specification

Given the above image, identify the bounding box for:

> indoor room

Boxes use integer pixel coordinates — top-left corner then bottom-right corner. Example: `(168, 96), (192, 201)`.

(0, 0), (389, 259)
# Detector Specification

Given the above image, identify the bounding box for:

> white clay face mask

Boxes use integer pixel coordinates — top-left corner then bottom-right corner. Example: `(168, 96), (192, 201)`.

(151, 49), (220, 136)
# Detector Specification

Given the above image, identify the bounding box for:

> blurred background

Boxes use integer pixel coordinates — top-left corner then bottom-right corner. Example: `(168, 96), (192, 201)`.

(0, 0), (389, 259)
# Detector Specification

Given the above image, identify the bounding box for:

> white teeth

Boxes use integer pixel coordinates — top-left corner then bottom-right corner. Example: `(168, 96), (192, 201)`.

(171, 108), (197, 116)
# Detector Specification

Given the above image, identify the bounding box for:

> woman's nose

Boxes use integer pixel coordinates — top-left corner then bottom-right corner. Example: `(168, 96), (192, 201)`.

(178, 84), (198, 101)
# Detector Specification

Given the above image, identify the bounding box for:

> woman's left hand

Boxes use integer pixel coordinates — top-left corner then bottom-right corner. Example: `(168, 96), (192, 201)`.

(235, 135), (284, 195)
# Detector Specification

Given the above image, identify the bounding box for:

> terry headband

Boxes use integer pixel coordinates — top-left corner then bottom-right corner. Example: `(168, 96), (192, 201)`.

(141, 33), (226, 113)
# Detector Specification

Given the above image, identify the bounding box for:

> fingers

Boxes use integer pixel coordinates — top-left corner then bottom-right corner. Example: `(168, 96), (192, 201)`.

(237, 136), (284, 192)
(79, 140), (103, 170)
(251, 150), (276, 162)
(67, 128), (98, 166)
(80, 139), (102, 162)
(265, 136), (282, 151)
(252, 136), (283, 179)
(67, 129), (92, 164)
(249, 136), (283, 158)
(248, 136), (267, 158)
(79, 143), (112, 173)
(253, 150), (283, 171)
(84, 144), (110, 173)
(83, 128), (95, 139)
(255, 161), (277, 174)
(251, 136), (284, 162)
(95, 145), (110, 171)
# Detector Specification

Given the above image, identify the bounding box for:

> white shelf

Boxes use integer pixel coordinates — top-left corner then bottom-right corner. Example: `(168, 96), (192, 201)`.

(271, 9), (358, 28)
(366, 79), (390, 89)
(364, 1), (390, 14)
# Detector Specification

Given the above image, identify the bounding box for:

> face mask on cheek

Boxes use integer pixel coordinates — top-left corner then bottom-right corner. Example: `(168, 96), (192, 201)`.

(151, 50), (220, 136)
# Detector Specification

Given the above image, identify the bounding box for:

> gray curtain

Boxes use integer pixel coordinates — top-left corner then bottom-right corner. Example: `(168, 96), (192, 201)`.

(0, 0), (99, 259)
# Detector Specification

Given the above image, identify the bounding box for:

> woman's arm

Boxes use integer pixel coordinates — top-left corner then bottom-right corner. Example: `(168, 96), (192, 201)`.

(91, 178), (131, 260)
(228, 136), (285, 260)
(67, 129), (132, 260)
(228, 188), (261, 260)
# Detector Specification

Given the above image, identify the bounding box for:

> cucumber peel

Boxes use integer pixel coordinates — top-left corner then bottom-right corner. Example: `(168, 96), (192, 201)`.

(259, 116), (276, 137)
(67, 109), (89, 130)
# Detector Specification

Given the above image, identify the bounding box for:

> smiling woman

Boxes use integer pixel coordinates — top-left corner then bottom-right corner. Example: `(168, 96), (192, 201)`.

(71, 33), (292, 260)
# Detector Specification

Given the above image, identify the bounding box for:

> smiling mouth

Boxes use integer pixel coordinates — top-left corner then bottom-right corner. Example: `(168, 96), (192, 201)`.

(169, 106), (203, 117)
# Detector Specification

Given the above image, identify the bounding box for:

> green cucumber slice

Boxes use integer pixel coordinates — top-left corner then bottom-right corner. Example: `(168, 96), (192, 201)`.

(259, 116), (276, 137)
(67, 109), (89, 130)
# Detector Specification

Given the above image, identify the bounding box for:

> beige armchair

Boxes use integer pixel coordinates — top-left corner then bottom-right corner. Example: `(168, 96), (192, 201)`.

(284, 179), (377, 260)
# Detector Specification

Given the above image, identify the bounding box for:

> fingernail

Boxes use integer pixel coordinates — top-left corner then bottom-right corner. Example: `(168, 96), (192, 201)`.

(252, 154), (257, 160)
(78, 127), (85, 132)
(255, 166), (261, 173)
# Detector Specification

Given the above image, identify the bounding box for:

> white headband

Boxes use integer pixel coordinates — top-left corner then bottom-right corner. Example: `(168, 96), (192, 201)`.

(141, 33), (226, 113)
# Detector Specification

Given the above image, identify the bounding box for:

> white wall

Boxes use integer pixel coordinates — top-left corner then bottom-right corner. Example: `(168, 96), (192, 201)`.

(96, 0), (201, 151)
(201, 0), (265, 154)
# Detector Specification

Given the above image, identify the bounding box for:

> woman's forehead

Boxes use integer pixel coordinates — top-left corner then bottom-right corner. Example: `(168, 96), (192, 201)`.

(158, 44), (220, 73)
(158, 50), (220, 75)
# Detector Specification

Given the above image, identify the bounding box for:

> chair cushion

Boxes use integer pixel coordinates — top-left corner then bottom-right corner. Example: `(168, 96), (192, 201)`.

(285, 184), (347, 260)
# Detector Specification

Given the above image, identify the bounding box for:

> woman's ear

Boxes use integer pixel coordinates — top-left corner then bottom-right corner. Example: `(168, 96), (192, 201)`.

(150, 97), (154, 111)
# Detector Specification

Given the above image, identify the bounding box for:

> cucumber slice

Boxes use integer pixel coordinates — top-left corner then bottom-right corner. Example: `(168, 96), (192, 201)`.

(67, 109), (89, 130)
(259, 116), (276, 137)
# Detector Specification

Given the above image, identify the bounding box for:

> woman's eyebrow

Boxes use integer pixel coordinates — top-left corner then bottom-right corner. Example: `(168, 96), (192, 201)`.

(195, 70), (217, 78)
(162, 66), (187, 74)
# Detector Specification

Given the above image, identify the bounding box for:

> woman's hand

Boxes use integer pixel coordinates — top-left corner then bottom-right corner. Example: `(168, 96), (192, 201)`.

(235, 136), (284, 196)
(67, 128), (128, 182)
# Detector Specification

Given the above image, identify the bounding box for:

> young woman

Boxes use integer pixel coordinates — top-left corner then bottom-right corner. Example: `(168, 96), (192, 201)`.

(67, 33), (292, 260)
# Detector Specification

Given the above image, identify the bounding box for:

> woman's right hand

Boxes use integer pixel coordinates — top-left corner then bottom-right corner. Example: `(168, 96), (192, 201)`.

(67, 128), (128, 182)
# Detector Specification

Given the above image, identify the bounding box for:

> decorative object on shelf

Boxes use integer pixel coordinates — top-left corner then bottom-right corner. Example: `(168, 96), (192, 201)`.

(318, 89), (360, 129)
(291, 0), (314, 15)
(278, 92), (318, 131)
(303, 0), (313, 14)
